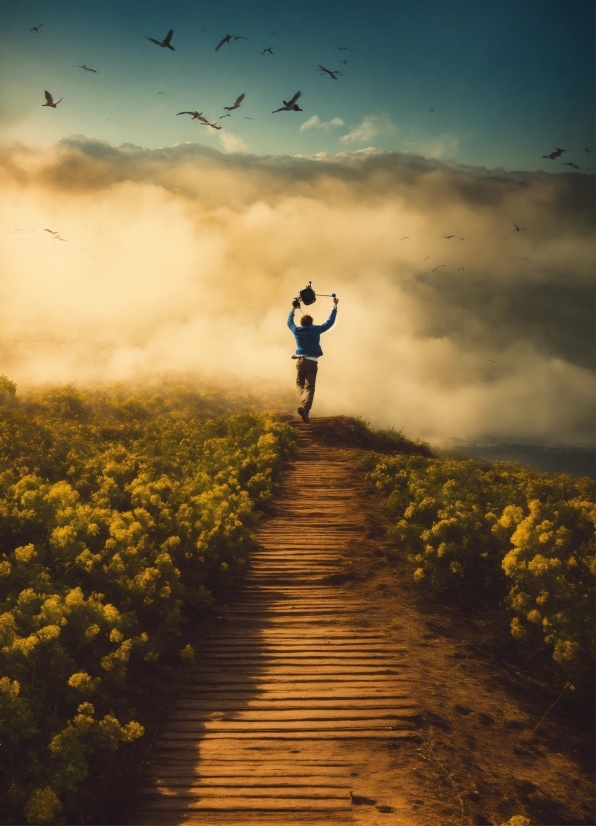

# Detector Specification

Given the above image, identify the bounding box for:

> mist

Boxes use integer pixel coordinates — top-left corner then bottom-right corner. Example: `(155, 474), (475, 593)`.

(0, 136), (593, 446)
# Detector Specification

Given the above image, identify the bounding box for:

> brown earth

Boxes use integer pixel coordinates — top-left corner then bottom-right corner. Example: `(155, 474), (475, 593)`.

(132, 418), (594, 826)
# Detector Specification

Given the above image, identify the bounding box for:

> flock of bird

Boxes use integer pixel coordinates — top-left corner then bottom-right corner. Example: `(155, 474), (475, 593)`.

(33, 23), (356, 128)
(31, 20), (594, 170)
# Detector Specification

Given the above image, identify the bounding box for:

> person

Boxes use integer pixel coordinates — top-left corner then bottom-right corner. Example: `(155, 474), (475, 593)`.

(287, 296), (339, 423)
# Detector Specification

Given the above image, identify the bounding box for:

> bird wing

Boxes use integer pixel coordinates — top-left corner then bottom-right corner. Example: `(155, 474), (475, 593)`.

(234, 93), (245, 106)
(43, 228), (57, 234)
(177, 111), (195, 116)
(164, 30), (174, 45)
(215, 36), (228, 51)
(287, 91), (301, 106)
(146, 37), (160, 45)
(55, 98), (62, 105)
(233, 36), (247, 40)
(44, 90), (53, 104)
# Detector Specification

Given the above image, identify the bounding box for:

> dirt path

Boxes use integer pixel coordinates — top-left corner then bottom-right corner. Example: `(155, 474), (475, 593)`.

(135, 423), (424, 825)
(134, 418), (594, 826)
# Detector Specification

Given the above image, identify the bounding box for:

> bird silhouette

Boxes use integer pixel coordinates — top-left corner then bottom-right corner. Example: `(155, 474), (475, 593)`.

(273, 91), (302, 112)
(219, 113), (231, 119)
(339, 59), (348, 65)
(582, 146), (592, 153)
(202, 121), (222, 130)
(30, 24), (43, 33)
(562, 162), (580, 170)
(458, 267), (465, 271)
(177, 111), (208, 123)
(43, 228), (59, 234)
(428, 108), (434, 112)
(261, 47), (274, 55)
(350, 792), (377, 806)
(512, 221), (526, 231)
(459, 237), (465, 240)
(338, 47), (353, 52)
(399, 236), (410, 240)
(42, 91), (62, 108)
(215, 34), (246, 51)
(244, 116), (254, 120)
(224, 93), (245, 111)
(73, 64), (98, 73)
(443, 235), (455, 238)
(318, 65), (343, 79)
(542, 148), (565, 159)
(146, 30), (175, 50)
(432, 264), (445, 272)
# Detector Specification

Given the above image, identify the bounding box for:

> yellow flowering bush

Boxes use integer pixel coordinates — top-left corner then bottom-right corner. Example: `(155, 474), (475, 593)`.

(368, 453), (594, 693)
(0, 378), (295, 823)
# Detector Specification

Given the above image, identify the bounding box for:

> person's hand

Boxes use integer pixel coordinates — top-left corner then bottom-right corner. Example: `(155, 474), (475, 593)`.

(292, 299), (300, 309)
(333, 296), (339, 306)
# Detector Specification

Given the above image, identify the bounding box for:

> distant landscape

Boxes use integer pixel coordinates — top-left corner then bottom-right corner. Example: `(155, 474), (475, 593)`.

(450, 441), (595, 478)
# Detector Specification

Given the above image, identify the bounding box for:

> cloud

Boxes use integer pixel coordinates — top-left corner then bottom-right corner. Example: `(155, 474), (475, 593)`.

(339, 113), (398, 144)
(217, 131), (249, 154)
(0, 137), (593, 446)
(300, 115), (345, 132)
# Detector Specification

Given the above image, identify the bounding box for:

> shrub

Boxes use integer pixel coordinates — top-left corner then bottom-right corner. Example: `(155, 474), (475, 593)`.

(0, 380), (295, 823)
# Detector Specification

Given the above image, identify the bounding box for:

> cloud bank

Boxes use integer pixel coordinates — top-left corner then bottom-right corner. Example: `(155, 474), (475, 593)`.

(0, 136), (593, 446)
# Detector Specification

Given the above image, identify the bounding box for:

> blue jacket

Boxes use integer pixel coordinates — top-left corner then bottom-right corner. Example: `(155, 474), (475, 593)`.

(287, 307), (337, 357)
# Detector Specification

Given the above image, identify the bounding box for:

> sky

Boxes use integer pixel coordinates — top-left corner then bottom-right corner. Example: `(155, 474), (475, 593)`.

(0, 1), (594, 448)
(1, 0), (594, 169)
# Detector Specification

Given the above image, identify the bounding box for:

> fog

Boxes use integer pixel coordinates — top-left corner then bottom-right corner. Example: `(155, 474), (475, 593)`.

(0, 136), (593, 445)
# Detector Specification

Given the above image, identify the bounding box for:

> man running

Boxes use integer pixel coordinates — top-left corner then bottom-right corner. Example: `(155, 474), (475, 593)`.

(287, 296), (339, 423)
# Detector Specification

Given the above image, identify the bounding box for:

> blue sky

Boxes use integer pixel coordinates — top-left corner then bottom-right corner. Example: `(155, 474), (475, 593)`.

(1, 0), (594, 169)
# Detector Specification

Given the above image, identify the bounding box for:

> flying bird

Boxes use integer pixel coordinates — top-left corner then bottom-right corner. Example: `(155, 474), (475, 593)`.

(424, 255), (430, 259)
(458, 267), (465, 271)
(340, 59), (348, 65)
(542, 148), (565, 159)
(489, 359), (497, 363)
(399, 236), (410, 240)
(42, 91), (62, 108)
(218, 113), (231, 119)
(43, 228), (59, 234)
(177, 111), (208, 123)
(582, 146), (592, 153)
(261, 47), (274, 55)
(318, 65), (343, 79)
(273, 91), (302, 112)
(459, 237), (465, 240)
(30, 24), (43, 33)
(201, 121), (222, 130)
(244, 116), (253, 120)
(443, 235), (455, 238)
(512, 221), (526, 231)
(73, 64), (98, 73)
(562, 162), (580, 170)
(432, 264), (445, 272)
(146, 29), (175, 50)
(428, 108), (434, 112)
(338, 47), (353, 52)
(224, 93), (245, 111)
(215, 34), (246, 51)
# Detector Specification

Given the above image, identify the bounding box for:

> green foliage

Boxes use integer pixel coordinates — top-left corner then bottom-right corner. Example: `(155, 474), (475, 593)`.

(368, 454), (595, 693)
(0, 380), (295, 823)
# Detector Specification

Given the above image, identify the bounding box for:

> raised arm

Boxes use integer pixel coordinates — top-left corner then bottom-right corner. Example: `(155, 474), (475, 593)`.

(317, 300), (338, 333)
(287, 307), (298, 333)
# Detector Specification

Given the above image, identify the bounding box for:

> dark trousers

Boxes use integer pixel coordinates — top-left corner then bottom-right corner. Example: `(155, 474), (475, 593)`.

(295, 358), (318, 412)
